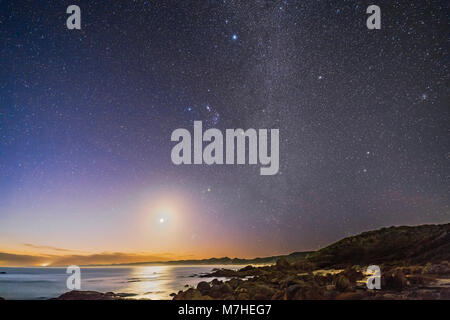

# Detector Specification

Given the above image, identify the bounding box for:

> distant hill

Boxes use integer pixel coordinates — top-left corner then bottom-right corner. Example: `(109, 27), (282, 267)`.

(94, 251), (312, 267)
(307, 223), (450, 268)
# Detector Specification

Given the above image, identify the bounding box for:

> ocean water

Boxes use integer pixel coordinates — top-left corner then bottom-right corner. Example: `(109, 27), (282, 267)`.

(0, 265), (241, 300)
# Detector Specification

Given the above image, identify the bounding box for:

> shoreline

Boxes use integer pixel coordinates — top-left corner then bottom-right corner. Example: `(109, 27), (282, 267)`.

(2, 223), (449, 300)
(4, 260), (445, 300)
(171, 260), (450, 300)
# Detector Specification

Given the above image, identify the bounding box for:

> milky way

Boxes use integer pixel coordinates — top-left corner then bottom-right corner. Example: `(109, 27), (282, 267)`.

(0, 0), (448, 256)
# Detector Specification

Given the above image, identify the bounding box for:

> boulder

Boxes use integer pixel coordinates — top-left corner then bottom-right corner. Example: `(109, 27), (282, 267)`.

(383, 269), (409, 291)
(341, 267), (364, 283)
(209, 283), (233, 299)
(173, 288), (203, 300)
(439, 287), (450, 300)
(211, 279), (223, 286)
(239, 265), (254, 272)
(276, 258), (290, 270)
(423, 262), (450, 275)
(285, 284), (302, 300)
(335, 275), (352, 292)
(237, 292), (249, 300)
(293, 260), (314, 272)
(249, 284), (276, 300)
(227, 278), (242, 289)
(197, 281), (210, 295)
(53, 290), (125, 300)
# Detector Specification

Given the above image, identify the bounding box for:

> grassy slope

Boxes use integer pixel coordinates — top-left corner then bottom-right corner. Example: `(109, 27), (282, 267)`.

(307, 223), (450, 268)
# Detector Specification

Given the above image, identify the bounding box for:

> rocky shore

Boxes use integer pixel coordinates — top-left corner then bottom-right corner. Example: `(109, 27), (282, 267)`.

(172, 259), (450, 300)
(2, 223), (448, 300)
(51, 290), (138, 300)
(3, 261), (447, 300)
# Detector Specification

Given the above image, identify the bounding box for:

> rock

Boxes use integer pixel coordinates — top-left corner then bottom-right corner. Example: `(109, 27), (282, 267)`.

(325, 284), (334, 291)
(285, 284), (302, 300)
(197, 281), (210, 295)
(423, 262), (450, 275)
(209, 283), (232, 299)
(249, 284), (276, 300)
(201, 266), (261, 278)
(239, 265), (254, 272)
(335, 275), (352, 292)
(173, 288), (203, 300)
(303, 286), (323, 299)
(335, 292), (365, 300)
(416, 290), (438, 300)
(271, 290), (284, 300)
(228, 278), (242, 289)
(237, 292), (250, 299)
(407, 274), (436, 286)
(376, 293), (403, 300)
(276, 258), (290, 270)
(235, 287), (248, 298)
(114, 292), (138, 298)
(383, 270), (408, 291)
(211, 279), (223, 286)
(53, 290), (125, 300)
(439, 288), (450, 299)
(173, 262), (448, 300)
(279, 274), (298, 289)
(341, 267), (363, 283)
(293, 260), (314, 272)
(201, 269), (235, 278)
(407, 289), (439, 300)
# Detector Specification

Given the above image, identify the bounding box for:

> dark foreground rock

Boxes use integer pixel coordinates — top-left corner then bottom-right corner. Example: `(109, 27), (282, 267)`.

(173, 260), (450, 300)
(200, 265), (265, 278)
(52, 290), (137, 300)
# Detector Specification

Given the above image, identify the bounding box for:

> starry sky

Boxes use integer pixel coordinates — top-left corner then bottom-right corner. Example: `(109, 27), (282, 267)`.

(0, 0), (449, 265)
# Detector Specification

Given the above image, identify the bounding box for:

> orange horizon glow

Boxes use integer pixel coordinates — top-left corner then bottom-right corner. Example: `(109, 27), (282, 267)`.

(0, 245), (290, 267)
